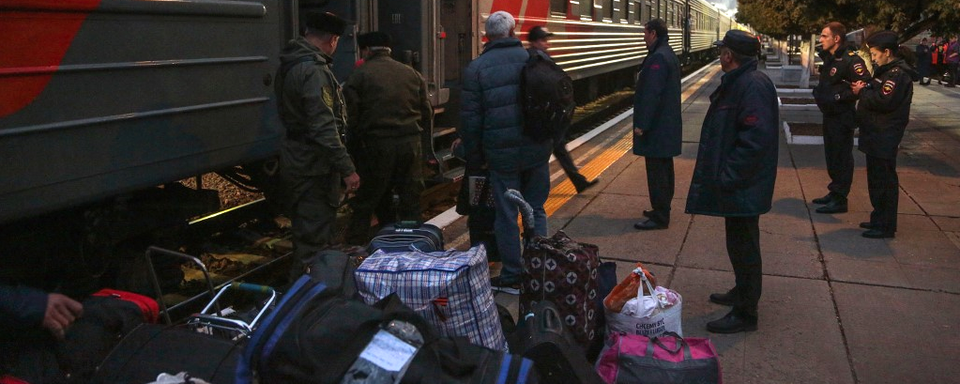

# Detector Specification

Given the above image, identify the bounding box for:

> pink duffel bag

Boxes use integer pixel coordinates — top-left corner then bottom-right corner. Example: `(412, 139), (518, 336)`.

(595, 332), (722, 384)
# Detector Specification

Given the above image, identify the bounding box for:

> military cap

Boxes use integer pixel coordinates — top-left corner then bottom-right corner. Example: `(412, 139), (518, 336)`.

(866, 30), (899, 51)
(304, 11), (348, 36)
(714, 30), (760, 56)
(527, 26), (554, 42)
(357, 31), (392, 49)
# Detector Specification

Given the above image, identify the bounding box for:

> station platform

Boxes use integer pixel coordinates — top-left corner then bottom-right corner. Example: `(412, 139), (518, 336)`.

(443, 61), (960, 383)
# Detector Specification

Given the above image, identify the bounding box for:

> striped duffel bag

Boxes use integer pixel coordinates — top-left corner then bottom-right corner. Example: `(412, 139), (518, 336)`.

(355, 245), (507, 351)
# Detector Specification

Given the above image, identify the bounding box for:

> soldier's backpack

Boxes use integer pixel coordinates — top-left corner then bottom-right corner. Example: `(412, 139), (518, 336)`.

(520, 51), (576, 142)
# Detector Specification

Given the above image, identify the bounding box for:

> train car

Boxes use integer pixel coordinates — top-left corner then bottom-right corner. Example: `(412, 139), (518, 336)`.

(0, 0), (296, 226)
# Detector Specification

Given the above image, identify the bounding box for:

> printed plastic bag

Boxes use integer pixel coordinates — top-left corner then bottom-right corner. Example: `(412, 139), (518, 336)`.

(605, 268), (682, 338)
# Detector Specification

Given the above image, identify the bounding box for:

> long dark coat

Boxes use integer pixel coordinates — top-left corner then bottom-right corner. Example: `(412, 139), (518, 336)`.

(685, 60), (779, 217)
(633, 37), (682, 158)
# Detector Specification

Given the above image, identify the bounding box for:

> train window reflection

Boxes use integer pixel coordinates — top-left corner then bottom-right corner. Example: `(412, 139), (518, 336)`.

(550, 0), (567, 15)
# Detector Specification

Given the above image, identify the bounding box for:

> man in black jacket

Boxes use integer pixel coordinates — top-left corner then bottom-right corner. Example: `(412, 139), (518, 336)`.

(633, 18), (682, 230)
(687, 30), (779, 333)
(526, 26), (598, 194)
(811, 22), (872, 214)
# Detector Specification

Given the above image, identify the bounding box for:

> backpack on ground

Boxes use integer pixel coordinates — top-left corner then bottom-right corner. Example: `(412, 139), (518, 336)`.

(508, 301), (604, 384)
(520, 50), (576, 142)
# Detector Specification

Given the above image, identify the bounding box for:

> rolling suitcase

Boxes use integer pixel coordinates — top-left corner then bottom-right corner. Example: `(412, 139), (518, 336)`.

(366, 221), (444, 253)
(505, 189), (601, 351)
(93, 248), (277, 384)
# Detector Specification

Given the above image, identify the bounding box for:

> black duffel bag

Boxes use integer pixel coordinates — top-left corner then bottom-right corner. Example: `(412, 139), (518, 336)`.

(238, 275), (537, 384)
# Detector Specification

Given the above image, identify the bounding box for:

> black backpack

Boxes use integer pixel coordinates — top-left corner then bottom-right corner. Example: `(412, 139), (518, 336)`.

(520, 51), (576, 142)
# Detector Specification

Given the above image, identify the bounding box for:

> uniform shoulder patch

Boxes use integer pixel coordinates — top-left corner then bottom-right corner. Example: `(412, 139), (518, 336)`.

(322, 85), (334, 107)
(882, 79), (896, 95)
(830, 67), (837, 76)
(853, 63), (865, 76)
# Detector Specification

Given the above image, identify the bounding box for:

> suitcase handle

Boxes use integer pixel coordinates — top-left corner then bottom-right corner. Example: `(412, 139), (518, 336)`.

(504, 189), (536, 235)
(145, 246), (221, 325)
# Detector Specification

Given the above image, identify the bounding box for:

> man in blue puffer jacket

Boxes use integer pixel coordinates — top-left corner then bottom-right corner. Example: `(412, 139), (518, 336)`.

(461, 11), (553, 293)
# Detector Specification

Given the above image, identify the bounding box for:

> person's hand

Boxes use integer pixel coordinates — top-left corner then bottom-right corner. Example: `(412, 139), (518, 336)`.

(42, 293), (83, 339)
(634, 127), (644, 136)
(450, 138), (462, 152)
(850, 80), (866, 95)
(343, 172), (361, 193)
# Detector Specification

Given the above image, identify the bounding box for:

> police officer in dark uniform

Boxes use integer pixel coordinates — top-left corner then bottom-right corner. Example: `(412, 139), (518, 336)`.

(343, 31), (433, 245)
(812, 22), (873, 214)
(687, 31), (779, 333)
(276, 12), (359, 277)
(851, 31), (917, 239)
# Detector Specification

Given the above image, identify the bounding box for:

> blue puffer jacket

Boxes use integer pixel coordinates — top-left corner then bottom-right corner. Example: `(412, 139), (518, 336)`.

(461, 37), (553, 173)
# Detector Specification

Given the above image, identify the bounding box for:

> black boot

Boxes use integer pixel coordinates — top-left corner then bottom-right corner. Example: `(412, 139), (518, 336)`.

(706, 309), (758, 333)
(574, 178), (599, 193)
(815, 196), (848, 214)
(709, 289), (737, 306)
(811, 193), (833, 205)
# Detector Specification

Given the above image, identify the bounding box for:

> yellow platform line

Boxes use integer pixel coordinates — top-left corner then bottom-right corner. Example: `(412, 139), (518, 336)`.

(544, 134), (633, 216)
(541, 65), (721, 217)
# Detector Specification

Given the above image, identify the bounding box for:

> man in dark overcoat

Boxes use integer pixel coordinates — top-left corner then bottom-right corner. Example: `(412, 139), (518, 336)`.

(633, 18), (682, 230)
(687, 30), (779, 333)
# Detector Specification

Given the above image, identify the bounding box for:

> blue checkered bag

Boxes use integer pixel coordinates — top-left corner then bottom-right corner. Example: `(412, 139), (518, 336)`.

(355, 245), (508, 351)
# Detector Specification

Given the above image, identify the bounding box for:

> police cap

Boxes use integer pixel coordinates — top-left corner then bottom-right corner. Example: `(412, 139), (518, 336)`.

(358, 31), (392, 49)
(304, 11), (348, 36)
(866, 30), (899, 51)
(527, 26), (554, 42)
(714, 30), (760, 56)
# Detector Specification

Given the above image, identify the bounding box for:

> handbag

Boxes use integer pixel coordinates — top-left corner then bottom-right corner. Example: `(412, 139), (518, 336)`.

(595, 332), (721, 384)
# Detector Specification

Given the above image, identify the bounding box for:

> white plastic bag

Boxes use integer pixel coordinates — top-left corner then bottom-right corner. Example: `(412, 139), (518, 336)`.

(605, 268), (683, 337)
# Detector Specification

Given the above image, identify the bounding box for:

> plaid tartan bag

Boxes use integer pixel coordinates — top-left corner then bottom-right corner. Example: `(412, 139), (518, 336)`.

(355, 245), (508, 351)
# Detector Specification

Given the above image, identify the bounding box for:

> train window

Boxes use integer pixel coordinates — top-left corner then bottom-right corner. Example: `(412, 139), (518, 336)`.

(666, 3), (673, 26)
(606, 0), (614, 20)
(643, 2), (651, 22)
(550, 0), (567, 15)
(631, 1), (640, 24)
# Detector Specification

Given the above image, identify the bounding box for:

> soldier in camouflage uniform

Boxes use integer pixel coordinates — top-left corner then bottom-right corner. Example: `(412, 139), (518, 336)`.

(343, 31), (433, 245)
(276, 12), (360, 276)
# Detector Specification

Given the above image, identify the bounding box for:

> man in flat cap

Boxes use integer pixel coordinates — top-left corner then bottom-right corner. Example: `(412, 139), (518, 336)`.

(526, 25), (599, 194)
(276, 11), (360, 278)
(687, 30), (779, 333)
(343, 31), (433, 245)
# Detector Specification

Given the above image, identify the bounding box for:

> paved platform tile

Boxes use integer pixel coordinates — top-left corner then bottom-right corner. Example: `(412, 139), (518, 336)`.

(833, 282), (960, 384)
(671, 268), (853, 384)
